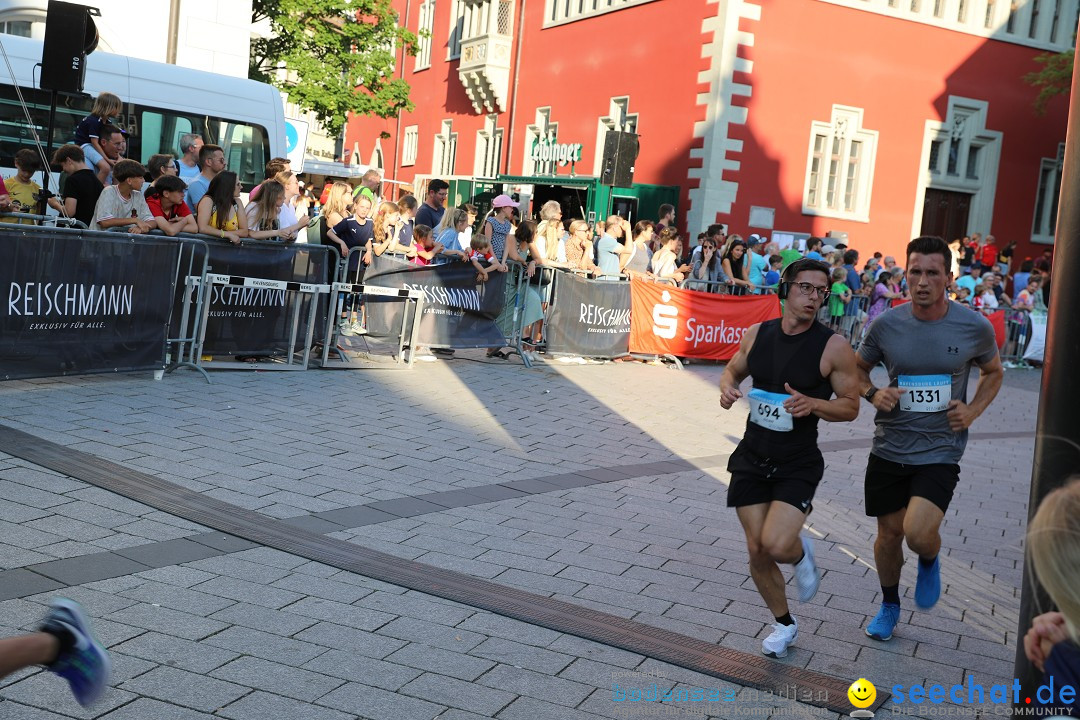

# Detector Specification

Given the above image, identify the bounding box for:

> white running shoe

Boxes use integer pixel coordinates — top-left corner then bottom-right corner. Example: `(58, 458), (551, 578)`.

(349, 321), (368, 336)
(338, 319), (354, 337)
(762, 617), (798, 658)
(794, 535), (821, 603)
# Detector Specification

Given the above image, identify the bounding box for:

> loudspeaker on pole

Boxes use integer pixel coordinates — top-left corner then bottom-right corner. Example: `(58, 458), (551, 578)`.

(40, 0), (100, 94)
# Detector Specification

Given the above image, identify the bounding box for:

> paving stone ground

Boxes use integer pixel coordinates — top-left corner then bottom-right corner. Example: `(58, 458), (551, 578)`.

(0, 353), (1042, 720)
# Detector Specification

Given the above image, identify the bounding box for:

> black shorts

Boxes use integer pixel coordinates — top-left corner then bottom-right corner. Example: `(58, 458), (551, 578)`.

(864, 453), (960, 517)
(726, 444), (824, 512)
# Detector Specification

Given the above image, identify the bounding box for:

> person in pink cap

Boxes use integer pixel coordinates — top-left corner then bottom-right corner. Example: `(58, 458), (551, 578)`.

(483, 194), (526, 265)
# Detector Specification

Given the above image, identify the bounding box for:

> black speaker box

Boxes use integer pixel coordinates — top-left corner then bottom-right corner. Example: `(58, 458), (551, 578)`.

(601, 131), (639, 187)
(40, 0), (99, 94)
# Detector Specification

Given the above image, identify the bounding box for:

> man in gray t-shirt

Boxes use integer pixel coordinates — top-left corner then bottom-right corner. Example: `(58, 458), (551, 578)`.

(854, 236), (1003, 644)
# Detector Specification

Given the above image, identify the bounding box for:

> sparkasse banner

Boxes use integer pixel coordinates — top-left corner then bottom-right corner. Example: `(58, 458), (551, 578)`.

(0, 231), (179, 379)
(629, 279), (780, 360)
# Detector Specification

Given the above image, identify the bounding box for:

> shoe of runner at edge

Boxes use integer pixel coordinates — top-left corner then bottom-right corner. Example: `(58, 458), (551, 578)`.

(762, 618), (798, 658)
(915, 555), (941, 609)
(40, 598), (111, 707)
(794, 535), (821, 603)
(865, 602), (901, 641)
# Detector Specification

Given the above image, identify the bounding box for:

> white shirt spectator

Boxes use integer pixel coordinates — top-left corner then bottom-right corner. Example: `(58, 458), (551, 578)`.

(279, 201), (307, 243)
(90, 185), (154, 231)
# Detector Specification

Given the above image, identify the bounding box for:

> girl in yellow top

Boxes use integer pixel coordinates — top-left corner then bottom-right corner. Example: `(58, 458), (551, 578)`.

(196, 171), (247, 244)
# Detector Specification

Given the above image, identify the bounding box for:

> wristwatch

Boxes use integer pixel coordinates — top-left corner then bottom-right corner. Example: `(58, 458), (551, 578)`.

(863, 386), (878, 401)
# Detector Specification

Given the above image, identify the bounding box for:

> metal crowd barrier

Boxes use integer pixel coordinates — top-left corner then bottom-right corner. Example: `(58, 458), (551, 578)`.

(184, 273), (329, 372)
(319, 282), (425, 368)
(513, 264), (636, 367)
(164, 238), (211, 383)
(507, 264), (607, 367)
(817, 293), (871, 348)
(682, 278), (734, 293)
(1001, 310), (1033, 366)
(0, 211), (88, 228)
(499, 262), (555, 367)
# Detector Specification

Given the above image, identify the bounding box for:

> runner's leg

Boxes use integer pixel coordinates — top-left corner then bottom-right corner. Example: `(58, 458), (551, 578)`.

(874, 508), (906, 587)
(737, 504), (788, 618)
(0, 633), (59, 678)
(903, 496), (944, 559)
(866, 508), (906, 640)
(760, 501), (806, 565)
(905, 496), (945, 608)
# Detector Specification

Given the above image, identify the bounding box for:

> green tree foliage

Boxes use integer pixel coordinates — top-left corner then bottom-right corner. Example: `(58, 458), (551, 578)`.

(1025, 49), (1074, 115)
(250, 0), (418, 136)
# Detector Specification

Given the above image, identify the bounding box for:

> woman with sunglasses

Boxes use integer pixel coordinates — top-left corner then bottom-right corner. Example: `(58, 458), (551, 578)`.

(691, 236), (729, 290)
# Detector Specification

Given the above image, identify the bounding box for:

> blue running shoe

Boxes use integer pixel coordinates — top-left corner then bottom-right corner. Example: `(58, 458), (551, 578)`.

(40, 598), (111, 707)
(865, 603), (900, 641)
(915, 556), (941, 609)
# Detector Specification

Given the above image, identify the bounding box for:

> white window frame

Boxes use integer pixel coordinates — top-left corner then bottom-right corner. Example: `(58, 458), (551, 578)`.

(813, 0), (1079, 52)
(415, 0), (435, 71)
(448, 0), (466, 59)
(801, 105), (878, 223)
(402, 125), (419, 167)
(542, 0), (660, 27)
(432, 119), (458, 175)
(474, 114), (504, 178)
(592, 96), (639, 176)
(910, 96), (1003, 240)
(1032, 142), (1065, 244)
(523, 107), (558, 176)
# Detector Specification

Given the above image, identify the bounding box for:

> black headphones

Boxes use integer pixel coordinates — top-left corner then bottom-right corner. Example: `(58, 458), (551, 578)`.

(779, 258), (832, 300)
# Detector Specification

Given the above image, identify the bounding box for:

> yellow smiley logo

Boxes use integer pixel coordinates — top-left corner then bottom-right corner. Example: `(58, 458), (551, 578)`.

(848, 678), (877, 709)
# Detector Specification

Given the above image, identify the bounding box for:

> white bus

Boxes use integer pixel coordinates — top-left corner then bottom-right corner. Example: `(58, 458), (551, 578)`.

(0, 33), (285, 189)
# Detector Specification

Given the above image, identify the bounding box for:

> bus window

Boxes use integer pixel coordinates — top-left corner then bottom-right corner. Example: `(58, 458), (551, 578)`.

(134, 107), (267, 187)
(217, 119), (268, 188)
(136, 109), (195, 162)
(0, 84), (269, 189)
(0, 86), (91, 166)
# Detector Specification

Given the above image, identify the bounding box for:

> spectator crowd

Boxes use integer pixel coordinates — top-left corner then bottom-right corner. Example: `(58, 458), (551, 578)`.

(0, 90), (1052, 363)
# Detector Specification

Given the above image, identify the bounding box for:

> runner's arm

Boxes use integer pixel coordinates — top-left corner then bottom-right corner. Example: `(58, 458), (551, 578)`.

(946, 353), (1003, 431)
(798, 334), (859, 421)
(855, 354), (905, 413)
(719, 323), (759, 409)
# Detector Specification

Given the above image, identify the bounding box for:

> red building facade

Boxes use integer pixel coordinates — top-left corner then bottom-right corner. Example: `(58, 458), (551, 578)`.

(345, 0), (1073, 262)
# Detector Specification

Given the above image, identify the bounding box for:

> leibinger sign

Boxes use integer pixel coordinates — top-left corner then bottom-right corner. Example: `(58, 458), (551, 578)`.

(531, 137), (583, 167)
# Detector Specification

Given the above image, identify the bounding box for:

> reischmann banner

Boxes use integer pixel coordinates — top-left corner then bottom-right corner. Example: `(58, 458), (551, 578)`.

(363, 254), (507, 348)
(545, 272), (631, 358)
(0, 230), (179, 380)
(179, 242), (330, 356)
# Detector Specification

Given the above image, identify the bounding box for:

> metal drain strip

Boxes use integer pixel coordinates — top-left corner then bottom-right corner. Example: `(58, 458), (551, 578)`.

(0, 424), (872, 713)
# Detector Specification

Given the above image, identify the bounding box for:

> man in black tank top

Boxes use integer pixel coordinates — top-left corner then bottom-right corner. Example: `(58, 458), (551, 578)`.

(719, 259), (861, 659)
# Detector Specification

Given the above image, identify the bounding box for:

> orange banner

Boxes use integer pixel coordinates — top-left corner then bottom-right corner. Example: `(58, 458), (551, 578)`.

(629, 279), (782, 360)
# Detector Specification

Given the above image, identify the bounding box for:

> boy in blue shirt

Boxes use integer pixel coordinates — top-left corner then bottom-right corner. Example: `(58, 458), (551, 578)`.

(764, 254), (782, 288)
